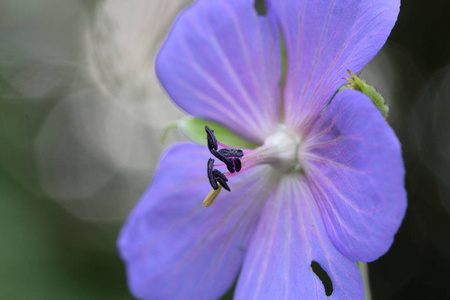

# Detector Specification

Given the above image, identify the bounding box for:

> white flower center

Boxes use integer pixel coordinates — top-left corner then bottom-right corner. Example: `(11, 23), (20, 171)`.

(262, 125), (303, 174)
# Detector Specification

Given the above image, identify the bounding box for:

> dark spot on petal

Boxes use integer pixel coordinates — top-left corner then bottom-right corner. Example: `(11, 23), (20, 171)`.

(254, 0), (267, 16)
(311, 261), (333, 296)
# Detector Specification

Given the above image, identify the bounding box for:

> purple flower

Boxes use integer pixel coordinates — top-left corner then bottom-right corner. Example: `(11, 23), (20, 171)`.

(118, 0), (406, 299)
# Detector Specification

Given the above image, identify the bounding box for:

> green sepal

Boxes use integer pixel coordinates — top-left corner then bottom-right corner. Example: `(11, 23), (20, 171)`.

(339, 70), (389, 118)
(163, 118), (259, 149)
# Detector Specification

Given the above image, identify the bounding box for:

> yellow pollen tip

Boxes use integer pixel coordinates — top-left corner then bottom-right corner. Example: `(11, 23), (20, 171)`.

(202, 185), (222, 207)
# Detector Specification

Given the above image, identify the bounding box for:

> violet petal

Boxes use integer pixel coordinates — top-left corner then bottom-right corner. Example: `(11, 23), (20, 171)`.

(156, 0), (281, 143)
(304, 89), (407, 262)
(118, 143), (275, 299)
(267, 0), (400, 131)
(235, 175), (364, 299)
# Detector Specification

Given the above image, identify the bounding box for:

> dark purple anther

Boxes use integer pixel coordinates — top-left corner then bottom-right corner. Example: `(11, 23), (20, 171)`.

(234, 158), (242, 172)
(222, 156), (235, 173)
(207, 158), (219, 190)
(213, 170), (230, 191)
(205, 126), (236, 173)
(217, 149), (243, 173)
(216, 177), (230, 191)
(211, 150), (234, 173)
(205, 126), (218, 151)
(207, 158), (231, 191)
(212, 169), (228, 183)
(218, 148), (244, 158)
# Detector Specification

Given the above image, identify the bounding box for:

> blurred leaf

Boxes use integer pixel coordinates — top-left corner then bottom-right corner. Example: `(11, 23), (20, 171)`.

(174, 118), (259, 149)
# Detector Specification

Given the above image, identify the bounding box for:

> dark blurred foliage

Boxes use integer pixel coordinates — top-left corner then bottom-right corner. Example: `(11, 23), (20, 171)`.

(369, 0), (450, 299)
(0, 170), (130, 299)
(0, 0), (449, 299)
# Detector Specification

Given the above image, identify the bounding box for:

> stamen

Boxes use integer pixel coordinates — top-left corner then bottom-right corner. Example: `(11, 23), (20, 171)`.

(205, 126), (218, 151)
(203, 125), (251, 206)
(213, 169), (230, 191)
(218, 148), (244, 158)
(204, 125), (303, 206)
(212, 150), (235, 173)
(234, 157), (242, 172)
(205, 126), (244, 174)
(218, 149), (243, 173)
(207, 158), (219, 190)
(207, 158), (231, 191)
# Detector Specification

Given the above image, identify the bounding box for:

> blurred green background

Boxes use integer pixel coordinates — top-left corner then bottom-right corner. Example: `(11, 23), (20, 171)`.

(1, 0), (449, 299)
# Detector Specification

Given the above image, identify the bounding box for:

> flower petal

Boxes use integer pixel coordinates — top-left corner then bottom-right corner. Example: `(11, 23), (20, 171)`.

(303, 89), (407, 262)
(267, 0), (400, 131)
(156, 0), (281, 143)
(235, 175), (364, 300)
(118, 143), (277, 299)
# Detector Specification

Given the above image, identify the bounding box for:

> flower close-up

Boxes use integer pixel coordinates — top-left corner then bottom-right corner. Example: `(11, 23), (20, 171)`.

(118, 0), (407, 299)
